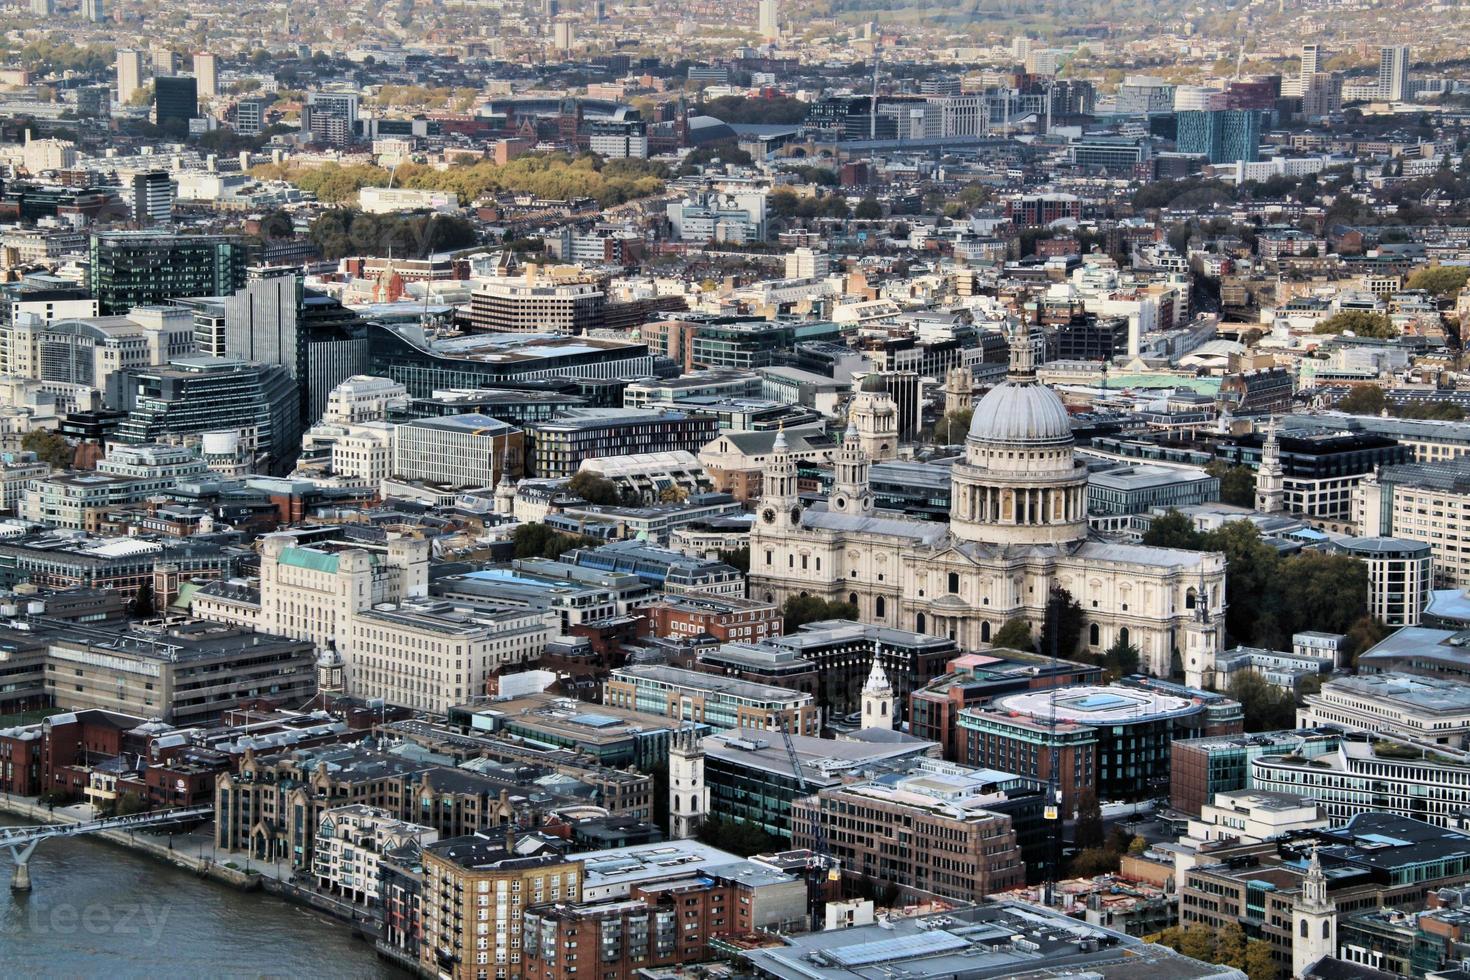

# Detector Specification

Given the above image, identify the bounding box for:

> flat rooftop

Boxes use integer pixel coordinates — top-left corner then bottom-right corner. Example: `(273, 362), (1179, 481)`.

(996, 685), (1199, 724)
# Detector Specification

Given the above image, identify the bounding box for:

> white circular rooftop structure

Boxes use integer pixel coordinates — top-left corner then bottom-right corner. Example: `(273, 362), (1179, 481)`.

(994, 686), (1199, 725)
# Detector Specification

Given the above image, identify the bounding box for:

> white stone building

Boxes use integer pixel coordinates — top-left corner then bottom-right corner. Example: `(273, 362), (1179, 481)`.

(748, 325), (1227, 682)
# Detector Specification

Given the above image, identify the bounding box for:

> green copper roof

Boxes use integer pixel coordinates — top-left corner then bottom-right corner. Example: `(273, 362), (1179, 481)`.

(278, 548), (339, 574)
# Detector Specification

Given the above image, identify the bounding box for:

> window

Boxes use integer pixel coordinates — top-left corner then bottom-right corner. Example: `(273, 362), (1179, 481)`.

(875, 596), (885, 618)
(948, 572), (960, 594)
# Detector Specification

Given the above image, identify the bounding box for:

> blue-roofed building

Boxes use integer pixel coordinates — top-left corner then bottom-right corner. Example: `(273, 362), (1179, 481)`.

(562, 539), (744, 597)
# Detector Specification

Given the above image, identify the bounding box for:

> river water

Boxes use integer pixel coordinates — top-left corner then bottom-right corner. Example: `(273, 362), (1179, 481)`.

(0, 820), (401, 978)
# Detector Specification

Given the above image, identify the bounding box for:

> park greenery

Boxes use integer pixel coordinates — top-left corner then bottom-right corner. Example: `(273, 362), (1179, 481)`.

(1147, 924), (1278, 980)
(1336, 386), (1466, 420)
(250, 153), (668, 207)
(1143, 512), (1371, 650)
(307, 210), (478, 261)
(781, 595), (859, 633)
(1312, 310), (1397, 338)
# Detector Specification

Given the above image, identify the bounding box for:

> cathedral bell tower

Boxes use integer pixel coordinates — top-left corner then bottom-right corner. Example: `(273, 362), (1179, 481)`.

(758, 427), (804, 531)
(830, 420), (874, 517)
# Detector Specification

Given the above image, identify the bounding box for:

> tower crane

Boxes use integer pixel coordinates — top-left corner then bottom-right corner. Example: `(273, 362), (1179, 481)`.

(777, 719), (841, 930)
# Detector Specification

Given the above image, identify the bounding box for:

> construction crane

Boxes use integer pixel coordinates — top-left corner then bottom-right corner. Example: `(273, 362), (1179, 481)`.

(778, 719), (840, 930)
(1043, 585), (1063, 907)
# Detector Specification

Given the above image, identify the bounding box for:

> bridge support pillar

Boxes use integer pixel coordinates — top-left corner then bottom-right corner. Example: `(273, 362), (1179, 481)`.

(10, 860), (29, 891)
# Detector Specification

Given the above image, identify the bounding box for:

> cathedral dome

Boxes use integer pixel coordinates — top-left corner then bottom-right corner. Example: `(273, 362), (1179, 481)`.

(967, 380), (1073, 447)
(857, 373), (889, 394)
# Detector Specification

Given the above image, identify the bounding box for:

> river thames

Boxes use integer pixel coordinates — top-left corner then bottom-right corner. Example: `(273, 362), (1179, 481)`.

(0, 820), (401, 978)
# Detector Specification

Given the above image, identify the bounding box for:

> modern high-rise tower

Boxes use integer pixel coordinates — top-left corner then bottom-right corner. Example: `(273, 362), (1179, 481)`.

(1378, 45), (1410, 101)
(193, 52), (218, 98)
(758, 0), (779, 40)
(115, 48), (144, 104)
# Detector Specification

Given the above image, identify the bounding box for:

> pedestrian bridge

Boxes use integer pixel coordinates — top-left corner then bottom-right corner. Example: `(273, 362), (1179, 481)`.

(2, 805), (213, 890)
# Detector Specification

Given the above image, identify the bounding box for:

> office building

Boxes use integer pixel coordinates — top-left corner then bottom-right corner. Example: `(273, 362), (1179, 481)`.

(465, 272), (604, 335)
(82, 0), (104, 21)
(89, 232), (245, 315)
(421, 836), (580, 980)
(605, 665), (819, 735)
(1254, 736), (1470, 828)
(29, 0), (54, 16)
(1297, 672), (1470, 746)
(1180, 813), (1470, 970)
(234, 97), (264, 135)
(1337, 536), (1432, 626)
(154, 75), (198, 129)
(347, 599), (557, 713)
(792, 759), (1037, 902)
(961, 685), (1212, 807)
(1357, 459), (1470, 588)
(0, 304), (195, 403)
(129, 170), (174, 226)
(1378, 45), (1411, 101)
(701, 728), (936, 839)
(1175, 109), (1261, 164)
(750, 903), (1232, 980)
(222, 276), (369, 424)
(41, 620), (315, 726)
(192, 52), (217, 98)
(391, 414), (522, 488)
(526, 408), (717, 479)
(115, 49), (144, 104)
(369, 324), (654, 397)
(105, 356), (302, 474)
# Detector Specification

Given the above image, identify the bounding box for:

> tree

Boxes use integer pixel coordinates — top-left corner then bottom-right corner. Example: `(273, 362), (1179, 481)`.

(1346, 615), (1388, 666)
(1128, 835), (1148, 855)
(781, 595), (858, 633)
(1406, 264), (1470, 299)
(1244, 939), (1280, 980)
(1142, 509), (1204, 550)
(1103, 638), (1141, 679)
(511, 524), (599, 561)
(1399, 400), (1466, 420)
(1198, 521), (1281, 646)
(22, 428), (72, 469)
(719, 547), (750, 574)
(567, 471), (621, 506)
(991, 617), (1034, 652)
(1069, 847), (1121, 877)
(1039, 586), (1085, 658)
(1205, 460), (1256, 508)
(1337, 386), (1387, 415)
(132, 582), (155, 618)
(1228, 671), (1299, 732)
(932, 409), (972, 445)
(657, 485), (689, 504)
(1313, 310), (1396, 338)
(1072, 791), (1104, 850)
(854, 197), (882, 220)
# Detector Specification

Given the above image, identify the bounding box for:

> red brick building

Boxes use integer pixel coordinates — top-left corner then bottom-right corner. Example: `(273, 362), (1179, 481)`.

(643, 595), (782, 644)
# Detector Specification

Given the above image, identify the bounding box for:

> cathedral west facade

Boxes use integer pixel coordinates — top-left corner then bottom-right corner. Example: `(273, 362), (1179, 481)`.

(749, 329), (1228, 687)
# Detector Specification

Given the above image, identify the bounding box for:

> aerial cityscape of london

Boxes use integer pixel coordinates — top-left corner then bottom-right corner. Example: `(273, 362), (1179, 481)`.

(0, 0), (1469, 976)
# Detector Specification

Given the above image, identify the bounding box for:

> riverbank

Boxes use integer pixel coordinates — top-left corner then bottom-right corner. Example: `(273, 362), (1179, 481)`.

(0, 805), (398, 978)
(0, 795), (259, 891)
